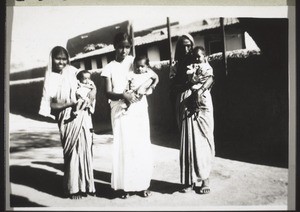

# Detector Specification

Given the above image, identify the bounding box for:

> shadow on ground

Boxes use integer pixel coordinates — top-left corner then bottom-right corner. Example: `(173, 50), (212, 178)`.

(94, 169), (184, 195)
(10, 165), (65, 199)
(11, 161), (184, 205)
(10, 112), (287, 168)
(10, 194), (45, 207)
(33, 161), (184, 194)
(10, 132), (61, 153)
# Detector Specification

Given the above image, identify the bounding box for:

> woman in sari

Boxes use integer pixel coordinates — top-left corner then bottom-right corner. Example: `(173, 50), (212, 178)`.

(39, 46), (96, 199)
(172, 42), (215, 194)
(101, 33), (153, 199)
(170, 34), (195, 130)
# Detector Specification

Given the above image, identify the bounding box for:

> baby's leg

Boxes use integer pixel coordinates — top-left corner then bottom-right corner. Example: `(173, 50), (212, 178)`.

(136, 79), (153, 95)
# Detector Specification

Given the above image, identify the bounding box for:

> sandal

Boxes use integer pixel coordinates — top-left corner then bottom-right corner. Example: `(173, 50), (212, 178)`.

(87, 192), (96, 196)
(69, 192), (82, 200)
(121, 192), (130, 199)
(141, 190), (151, 198)
(198, 185), (210, 194)
(198, 179), (210, 194)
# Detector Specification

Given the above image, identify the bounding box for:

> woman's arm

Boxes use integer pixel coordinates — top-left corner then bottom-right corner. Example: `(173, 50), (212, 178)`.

(103, 77), (139, 103)
(50, 98), (76, 110)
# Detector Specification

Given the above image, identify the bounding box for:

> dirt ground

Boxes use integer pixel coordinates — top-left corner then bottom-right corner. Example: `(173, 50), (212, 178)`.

(7, 113), (288, 211)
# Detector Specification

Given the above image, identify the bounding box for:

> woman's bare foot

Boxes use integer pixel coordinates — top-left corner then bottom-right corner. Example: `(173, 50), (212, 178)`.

(179, 184), (193, 193)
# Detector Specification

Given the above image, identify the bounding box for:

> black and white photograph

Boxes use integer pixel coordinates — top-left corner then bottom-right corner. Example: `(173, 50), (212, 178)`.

(6, 0), (296, 211)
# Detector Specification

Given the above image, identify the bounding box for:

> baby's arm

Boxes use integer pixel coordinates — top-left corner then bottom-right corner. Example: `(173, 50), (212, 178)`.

(193, 73), (214, 95)
(197, 76), (214, 94)
(136, 79), (154, 95)
(188, 62), (213, 90)
(86, 80), (97, 102)
(136, 69), (159, 95)
(79, 80), (95, 90)
(149, 69), (159, 89)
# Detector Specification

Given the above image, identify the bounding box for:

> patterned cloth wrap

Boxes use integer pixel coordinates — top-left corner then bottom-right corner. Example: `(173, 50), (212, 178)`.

(185, 62), (212, 117)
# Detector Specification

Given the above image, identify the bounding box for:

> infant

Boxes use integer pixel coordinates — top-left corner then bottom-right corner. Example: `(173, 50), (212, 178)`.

(73, 70), (95, 113)
(123, 55), (159, 112)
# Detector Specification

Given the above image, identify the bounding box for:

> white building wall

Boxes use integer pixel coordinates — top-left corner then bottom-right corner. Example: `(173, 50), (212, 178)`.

(171, 41), (176, 59)
(147, 46), (161, 62)
(194, 35), (205, 48)
(91, 58), (97, 69)
(244, 31), (260, 50)
(80, 61), (85, 70)
(226, 33), (244, 51)
(101, 56), (108, 67)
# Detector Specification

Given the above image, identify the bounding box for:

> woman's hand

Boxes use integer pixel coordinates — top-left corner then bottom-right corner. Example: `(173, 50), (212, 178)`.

(123, 91), (139, 103)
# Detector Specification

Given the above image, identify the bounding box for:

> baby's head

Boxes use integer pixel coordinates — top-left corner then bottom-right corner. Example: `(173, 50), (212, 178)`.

(133, 55), (150, 74)
(192, 46), (206, 64)
(77, 70), (91, 84)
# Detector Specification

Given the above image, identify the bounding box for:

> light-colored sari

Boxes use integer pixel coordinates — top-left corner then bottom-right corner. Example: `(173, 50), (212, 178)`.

(39, 49), (96, 196)
(177, 62), (215, 186)
(102, 56), (153, 192)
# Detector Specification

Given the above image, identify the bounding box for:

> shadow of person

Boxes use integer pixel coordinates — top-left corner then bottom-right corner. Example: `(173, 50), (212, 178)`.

(94, 182), (117, 199)
(93, 170), (118, 199)
(10, 165), (65, 198)
(10, 194), (45, 207)
(93, 170), (111, 183)
(149, 180), (184, 194)
(24, 163), (184, 198)
(29, 163), (118, 199)
(10, 112), (56, 124)
(94, 170), (184, 196)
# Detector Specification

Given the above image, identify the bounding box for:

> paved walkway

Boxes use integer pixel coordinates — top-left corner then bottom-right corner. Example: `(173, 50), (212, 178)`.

(7, 113), (288, 211)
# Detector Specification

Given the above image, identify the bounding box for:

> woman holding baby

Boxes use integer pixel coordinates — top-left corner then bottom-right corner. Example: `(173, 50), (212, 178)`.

(101, 32), (158, 199)
(172, 35), (215, 195)
(39, 46), (96, 199)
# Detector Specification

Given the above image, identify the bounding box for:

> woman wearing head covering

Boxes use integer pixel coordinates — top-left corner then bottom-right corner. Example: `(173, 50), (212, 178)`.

(172, 36), (215, 194)
(170, 34), (195, 131)
(170, 33), (195, 80)
(39, 46), (96, 199)
(101, 33), (153, 199)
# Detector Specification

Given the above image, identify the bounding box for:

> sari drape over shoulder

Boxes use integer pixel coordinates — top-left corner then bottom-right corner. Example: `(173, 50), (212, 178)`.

(39, 50), (95, 195)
